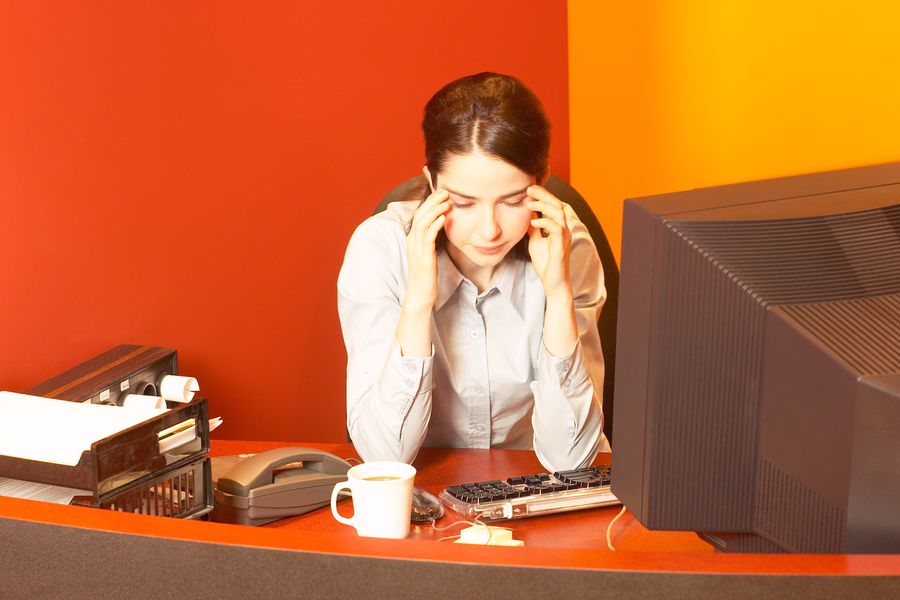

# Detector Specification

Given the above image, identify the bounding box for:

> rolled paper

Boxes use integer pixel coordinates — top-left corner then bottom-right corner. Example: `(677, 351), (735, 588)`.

(122, 394), (167, 410)
(159, 375), (200, 403)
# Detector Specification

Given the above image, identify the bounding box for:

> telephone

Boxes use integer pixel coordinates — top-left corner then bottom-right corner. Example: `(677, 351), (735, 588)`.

(210, 446), (352, 526)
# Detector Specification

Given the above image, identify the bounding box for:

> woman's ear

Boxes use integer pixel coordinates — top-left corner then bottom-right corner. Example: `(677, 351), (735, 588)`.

(422, 165), (435, 192)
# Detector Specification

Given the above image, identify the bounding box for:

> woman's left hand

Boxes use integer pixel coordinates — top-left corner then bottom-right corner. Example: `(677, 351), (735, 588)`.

(526, 185), (573, 301)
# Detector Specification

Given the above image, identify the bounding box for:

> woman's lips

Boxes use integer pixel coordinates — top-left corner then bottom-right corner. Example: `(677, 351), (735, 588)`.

(474, 244), (505, 255)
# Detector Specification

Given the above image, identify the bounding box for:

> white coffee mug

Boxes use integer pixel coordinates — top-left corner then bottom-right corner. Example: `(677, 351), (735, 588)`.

(330, 461), (416, 539)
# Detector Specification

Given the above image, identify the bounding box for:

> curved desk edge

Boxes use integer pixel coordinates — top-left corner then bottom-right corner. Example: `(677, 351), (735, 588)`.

(2, 511), (899, 600)
(2, 495), (900, 577)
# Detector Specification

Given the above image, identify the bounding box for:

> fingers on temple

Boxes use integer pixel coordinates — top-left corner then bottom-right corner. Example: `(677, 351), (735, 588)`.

(538, 198), (567, 226)
(413, 191), (449, 231)
(527, 199), (566, 229)
(530, 216), (563, 235)
(422, 188), (450, 209)
(527, 185), (564, 207)
(425, 214), (446, 242)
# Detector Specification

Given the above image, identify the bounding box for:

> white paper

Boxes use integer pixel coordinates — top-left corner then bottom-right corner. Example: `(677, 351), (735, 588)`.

(0, 476), (90, 505)
(159, 375), (199, 403)
(158, 420), (197, 454)
(163, 417), (223, 456)
(0, 391), (166, 466)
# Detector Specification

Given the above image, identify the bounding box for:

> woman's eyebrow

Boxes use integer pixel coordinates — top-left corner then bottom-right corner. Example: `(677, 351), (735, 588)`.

(443, 186), (529, 200)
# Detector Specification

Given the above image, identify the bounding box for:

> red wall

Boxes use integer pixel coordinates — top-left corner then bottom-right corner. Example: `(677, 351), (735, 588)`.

(0, 2), (570, 443)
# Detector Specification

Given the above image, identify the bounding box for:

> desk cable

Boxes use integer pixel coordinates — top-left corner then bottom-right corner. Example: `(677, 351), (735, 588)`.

(605, 505), (628, 551)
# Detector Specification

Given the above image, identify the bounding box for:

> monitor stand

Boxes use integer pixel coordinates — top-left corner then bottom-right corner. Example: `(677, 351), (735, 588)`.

(698, 531), (788, 553)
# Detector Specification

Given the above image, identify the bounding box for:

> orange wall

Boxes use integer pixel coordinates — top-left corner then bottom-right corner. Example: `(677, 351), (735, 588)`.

(0, 2), (570, 442)
(569, 1), (900, 262)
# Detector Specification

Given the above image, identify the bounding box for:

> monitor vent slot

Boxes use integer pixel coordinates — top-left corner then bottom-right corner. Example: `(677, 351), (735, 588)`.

(670, 203), (900, 304)
(757, 457), (845, 553)
(780, 295), (900, 376)
(645, 226), (762, 530)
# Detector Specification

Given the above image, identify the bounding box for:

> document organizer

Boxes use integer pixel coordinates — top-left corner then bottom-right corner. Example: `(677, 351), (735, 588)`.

(1, 344), (213, 519)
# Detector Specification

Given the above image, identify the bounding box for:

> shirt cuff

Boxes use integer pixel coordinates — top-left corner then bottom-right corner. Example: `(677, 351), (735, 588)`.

(540, 341), (590, 394)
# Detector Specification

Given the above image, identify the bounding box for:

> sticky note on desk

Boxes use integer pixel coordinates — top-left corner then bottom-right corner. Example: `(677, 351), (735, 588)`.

(454, 525), (525, 547)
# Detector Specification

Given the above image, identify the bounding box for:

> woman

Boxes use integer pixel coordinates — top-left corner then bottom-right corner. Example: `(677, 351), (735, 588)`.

(338, 72), (609, 471)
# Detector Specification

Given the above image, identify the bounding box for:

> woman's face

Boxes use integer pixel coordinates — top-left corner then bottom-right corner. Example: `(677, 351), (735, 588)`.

(426, 150), (536, 276)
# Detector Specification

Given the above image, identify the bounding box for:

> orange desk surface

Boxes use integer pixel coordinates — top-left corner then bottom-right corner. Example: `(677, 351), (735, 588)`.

(1, 439), (899, 579)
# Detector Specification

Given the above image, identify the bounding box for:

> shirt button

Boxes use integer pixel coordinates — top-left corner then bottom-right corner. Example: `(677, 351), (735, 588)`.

(472, 423), (485, 434)
(473, 384), (484, 395)
(470, 329), (480, 339)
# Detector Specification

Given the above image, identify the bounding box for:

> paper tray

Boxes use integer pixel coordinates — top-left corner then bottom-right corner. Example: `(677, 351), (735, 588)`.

(0, 398), (210, 497)
(74, 455), (213, 519)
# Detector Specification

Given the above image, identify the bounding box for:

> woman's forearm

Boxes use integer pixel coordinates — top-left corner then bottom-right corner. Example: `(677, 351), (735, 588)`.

(542, 292), (578, 357)
(396, 303), (433, 358)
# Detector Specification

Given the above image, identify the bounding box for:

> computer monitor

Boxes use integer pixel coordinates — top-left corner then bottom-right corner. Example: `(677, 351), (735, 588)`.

(611, 162), (900, 554)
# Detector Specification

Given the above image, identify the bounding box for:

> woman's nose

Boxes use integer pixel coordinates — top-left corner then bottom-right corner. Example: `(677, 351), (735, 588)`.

(478, 207), (501, 240)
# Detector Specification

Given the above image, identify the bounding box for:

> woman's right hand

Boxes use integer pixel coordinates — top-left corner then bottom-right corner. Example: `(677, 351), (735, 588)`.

(403, 188), (450, 311)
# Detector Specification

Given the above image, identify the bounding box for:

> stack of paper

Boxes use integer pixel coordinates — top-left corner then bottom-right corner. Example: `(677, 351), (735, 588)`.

(0, 391), (169, 466)
(0, 477), (90, 505)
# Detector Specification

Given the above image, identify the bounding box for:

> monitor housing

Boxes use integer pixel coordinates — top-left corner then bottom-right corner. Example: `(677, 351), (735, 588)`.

(611, 163), (900, 553)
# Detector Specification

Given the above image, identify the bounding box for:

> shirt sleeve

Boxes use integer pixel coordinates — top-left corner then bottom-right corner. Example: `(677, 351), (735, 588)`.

(337, 217), (433, 464)
(530, 206), (609, 472)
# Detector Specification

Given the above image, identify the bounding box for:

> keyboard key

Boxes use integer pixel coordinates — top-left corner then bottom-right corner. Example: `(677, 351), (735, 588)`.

(476, 480), (503, 487)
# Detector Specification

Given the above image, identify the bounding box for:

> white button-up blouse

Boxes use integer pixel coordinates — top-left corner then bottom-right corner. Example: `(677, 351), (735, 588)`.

(337, 200), (610, 472)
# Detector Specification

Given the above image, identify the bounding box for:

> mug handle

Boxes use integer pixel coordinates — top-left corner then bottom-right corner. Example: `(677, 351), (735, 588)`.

(331, 481), (354, 527)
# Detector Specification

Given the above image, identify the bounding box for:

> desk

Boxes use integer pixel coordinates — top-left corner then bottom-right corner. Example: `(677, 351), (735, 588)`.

(1, 441), (899, 599)
(246, 440), (710, 553)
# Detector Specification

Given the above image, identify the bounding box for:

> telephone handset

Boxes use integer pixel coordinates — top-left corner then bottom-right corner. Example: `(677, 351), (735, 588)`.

(211, 446), (353, 526)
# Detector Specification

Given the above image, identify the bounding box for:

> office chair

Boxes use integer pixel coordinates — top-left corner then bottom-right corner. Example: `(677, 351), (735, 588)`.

(375, 175), (619, 446)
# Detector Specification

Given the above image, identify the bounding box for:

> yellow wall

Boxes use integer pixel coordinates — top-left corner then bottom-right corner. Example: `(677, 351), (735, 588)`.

(569, 1), (900, 262)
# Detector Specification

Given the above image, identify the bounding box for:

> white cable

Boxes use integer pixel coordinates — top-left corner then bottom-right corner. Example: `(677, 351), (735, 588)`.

(605, 505), (628, 551)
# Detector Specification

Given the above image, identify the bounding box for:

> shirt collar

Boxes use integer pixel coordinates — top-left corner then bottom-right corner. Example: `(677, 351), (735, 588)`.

(435, 248), (465, 311)
(435, 248), (526, 318)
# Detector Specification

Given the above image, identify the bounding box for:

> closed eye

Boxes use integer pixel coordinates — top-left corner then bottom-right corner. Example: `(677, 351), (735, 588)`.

(502, 197), (526, 207)
(451, 200), (474, 209)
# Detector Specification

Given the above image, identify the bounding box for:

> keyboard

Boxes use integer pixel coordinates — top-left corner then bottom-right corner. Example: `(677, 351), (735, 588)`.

(438, 465), (620, 521)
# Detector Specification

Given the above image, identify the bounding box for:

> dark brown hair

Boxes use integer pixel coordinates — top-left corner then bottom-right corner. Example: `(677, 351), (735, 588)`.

(423, 72), (551, 185)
